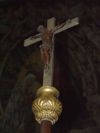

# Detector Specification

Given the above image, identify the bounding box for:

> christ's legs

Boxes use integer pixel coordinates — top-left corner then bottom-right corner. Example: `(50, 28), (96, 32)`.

(45, 47), (50, 71)
(40, 48), (46, 67)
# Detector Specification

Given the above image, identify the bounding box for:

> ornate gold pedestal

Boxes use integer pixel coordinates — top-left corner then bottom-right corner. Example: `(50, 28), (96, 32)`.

(32, 86), (62, 125)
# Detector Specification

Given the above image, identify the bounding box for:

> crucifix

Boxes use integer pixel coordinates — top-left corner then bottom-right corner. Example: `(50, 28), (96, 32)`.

(24, 17), (79, 133)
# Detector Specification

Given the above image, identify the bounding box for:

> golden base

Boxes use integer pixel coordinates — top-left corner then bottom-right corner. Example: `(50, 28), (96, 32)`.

(32, 86), (62, 125)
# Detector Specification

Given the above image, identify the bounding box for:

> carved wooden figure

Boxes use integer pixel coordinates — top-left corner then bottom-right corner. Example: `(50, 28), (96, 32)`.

(30, 20), (71, 72)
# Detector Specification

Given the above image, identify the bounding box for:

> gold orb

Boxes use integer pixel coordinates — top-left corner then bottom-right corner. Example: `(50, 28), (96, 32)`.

(32, 86), (62, 125)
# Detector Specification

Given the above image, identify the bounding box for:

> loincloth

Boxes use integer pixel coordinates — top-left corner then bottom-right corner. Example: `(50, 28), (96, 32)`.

(39, 43), (52, 52)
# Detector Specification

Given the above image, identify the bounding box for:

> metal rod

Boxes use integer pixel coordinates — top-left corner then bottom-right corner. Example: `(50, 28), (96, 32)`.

(40, 120), (52, 133)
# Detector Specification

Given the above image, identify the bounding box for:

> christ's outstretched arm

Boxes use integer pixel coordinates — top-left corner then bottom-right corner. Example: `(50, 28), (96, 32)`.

(51, 19), (71, 33)
(30, 34), (41, 40)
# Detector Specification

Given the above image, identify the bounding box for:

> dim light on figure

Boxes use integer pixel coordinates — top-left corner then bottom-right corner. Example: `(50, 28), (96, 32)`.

(29, 20), (71, 72)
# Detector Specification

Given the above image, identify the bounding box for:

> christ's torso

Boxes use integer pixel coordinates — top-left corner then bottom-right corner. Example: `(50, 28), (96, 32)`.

(41, 31), (53, 45)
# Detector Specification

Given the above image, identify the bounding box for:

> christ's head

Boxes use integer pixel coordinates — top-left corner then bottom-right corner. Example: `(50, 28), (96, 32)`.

(37, 25), (47, 33)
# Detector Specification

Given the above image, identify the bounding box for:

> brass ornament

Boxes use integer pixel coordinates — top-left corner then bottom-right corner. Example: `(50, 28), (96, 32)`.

(32, 86), (62, 125)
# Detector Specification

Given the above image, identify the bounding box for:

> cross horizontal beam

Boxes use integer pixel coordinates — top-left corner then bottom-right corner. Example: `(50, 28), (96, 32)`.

(24, 17), (79, 47)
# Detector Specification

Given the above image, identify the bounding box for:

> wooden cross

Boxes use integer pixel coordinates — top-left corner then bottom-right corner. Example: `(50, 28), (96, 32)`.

(24, 17), (79, 87)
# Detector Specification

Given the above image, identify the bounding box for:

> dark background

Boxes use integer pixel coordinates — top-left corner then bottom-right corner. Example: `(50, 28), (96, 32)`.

(0, 0), (100, 132)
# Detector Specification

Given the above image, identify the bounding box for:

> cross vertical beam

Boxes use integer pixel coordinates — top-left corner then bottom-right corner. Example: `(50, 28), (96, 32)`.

(43, 17), (56, 86)
(40, 17), (56, 133)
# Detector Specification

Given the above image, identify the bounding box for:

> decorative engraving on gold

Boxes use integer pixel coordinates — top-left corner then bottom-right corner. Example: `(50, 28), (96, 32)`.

(32, 86), (62, 125)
